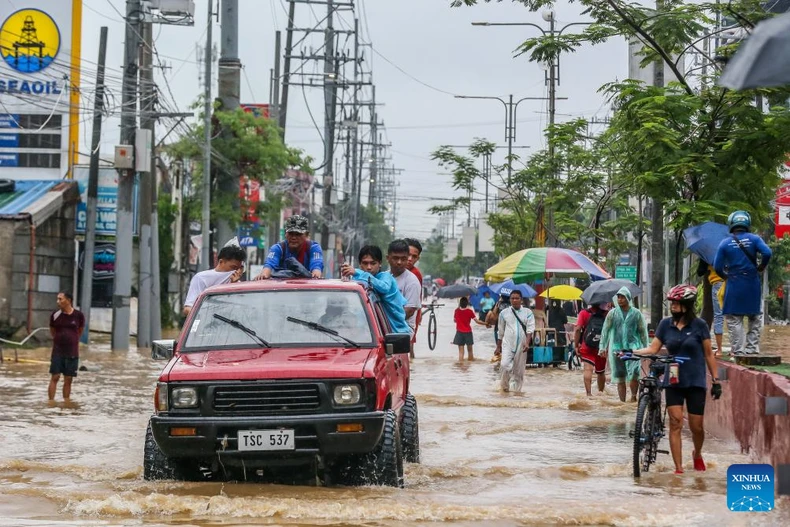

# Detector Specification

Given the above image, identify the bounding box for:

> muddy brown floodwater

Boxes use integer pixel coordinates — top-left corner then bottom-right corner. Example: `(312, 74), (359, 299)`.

(1, 307), (788, 526)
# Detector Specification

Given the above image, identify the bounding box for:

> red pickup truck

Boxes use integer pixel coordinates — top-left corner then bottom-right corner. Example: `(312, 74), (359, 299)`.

(144, 279), (419, 487)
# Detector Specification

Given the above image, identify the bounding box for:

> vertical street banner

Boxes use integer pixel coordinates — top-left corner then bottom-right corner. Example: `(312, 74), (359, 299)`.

(0, 1), (82, 180)
(478, 215), (495, 252)
(444, 238), (458, 262)
(462, 226), (476, 258)
(238, 175), (261, 247)
(776, 180), (790, 239)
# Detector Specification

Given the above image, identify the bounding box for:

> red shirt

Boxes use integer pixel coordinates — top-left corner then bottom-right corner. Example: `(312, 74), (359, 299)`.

(50, 309), (85, 358)
(454, 308), (476, 333)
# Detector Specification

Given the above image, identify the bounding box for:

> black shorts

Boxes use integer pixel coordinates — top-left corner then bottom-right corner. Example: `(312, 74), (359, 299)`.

(665, 386), (706, 415)
(50, 356), (79, 377)
(453, 331), (474, 346)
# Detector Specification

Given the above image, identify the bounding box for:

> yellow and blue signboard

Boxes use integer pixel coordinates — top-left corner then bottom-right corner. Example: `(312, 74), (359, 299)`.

(0, 8), (61, 73)
(0, 1), (81, 177)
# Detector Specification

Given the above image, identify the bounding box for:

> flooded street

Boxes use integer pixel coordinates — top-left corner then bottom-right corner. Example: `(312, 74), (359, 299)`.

(1, 307), (788, 526)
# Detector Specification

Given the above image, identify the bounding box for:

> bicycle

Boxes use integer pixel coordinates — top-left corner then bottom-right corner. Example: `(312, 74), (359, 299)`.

(621, 352), (688, 478)
(420, 302), (443, 350)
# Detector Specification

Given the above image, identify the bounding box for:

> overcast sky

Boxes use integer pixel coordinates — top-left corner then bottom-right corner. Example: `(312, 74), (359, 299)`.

(80, 0), (628, 242)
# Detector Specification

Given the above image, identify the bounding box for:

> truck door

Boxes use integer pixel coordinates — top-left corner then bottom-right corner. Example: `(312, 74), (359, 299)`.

(373, 303), (406, 407)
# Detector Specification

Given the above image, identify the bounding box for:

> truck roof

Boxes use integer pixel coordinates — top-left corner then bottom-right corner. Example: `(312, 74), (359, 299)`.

(205, 278), (368, 295)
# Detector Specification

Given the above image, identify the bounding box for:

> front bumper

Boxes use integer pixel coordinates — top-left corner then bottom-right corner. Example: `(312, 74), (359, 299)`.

(150, 411), (385, 460)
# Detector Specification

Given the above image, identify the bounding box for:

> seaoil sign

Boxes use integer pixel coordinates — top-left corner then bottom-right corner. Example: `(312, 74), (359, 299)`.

(0, 8), (64, 95)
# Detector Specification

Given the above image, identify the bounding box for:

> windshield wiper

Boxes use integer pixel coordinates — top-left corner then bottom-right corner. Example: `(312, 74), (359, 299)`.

(286, 316), (361, 348)
(213, 314), (271, 348)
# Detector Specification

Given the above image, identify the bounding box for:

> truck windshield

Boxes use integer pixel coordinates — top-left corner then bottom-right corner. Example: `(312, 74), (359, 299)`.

(182, 290), (375, 351)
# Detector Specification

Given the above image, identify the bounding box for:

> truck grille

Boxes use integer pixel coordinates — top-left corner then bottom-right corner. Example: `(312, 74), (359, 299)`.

(212, 383), (321, 415)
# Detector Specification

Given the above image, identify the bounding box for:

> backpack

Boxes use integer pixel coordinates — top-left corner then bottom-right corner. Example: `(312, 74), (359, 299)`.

(582, 308), (605, 349)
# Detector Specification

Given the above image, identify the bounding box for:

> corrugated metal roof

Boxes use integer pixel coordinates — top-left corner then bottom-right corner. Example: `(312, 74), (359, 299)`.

(0, 180), (60, 216)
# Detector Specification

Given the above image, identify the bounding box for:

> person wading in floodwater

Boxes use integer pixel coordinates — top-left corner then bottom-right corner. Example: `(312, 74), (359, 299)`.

(496, 290), (535, 393)
(48, 292), (85, 402)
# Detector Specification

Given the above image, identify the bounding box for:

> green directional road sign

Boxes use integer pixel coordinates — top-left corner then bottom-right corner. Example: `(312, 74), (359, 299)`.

(615, 265), (638, 283)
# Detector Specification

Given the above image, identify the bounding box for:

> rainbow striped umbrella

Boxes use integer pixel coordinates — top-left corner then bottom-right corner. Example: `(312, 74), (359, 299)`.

(485, 247), (611, 284)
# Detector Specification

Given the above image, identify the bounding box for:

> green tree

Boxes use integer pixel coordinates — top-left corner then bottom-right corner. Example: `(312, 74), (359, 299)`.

(455, 0), (790, 276)
(429, 123), (642, 269)
(157, 194), (177, 328)
(164, 105), (311, 234)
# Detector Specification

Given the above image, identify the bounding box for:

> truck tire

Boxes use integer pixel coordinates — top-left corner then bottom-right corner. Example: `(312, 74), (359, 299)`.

(143, 421), (202, 481)
(0, 179), (15, 193)
(401, 394), (420, 463)
(333, 410), (403, 487)
(143, 422), (179, 480)
(365, 409), (404, 487)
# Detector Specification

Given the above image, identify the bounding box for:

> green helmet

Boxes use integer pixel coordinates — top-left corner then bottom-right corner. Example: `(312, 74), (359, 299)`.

(727, 210), (751, 233)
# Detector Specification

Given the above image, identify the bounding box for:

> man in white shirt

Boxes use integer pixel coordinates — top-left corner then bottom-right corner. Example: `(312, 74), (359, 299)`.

(388, 240), (421, 356)
(183, 244), (246, 316)
(496, 290), (535, 393)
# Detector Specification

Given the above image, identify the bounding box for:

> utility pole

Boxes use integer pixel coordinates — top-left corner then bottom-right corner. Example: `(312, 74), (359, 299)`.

(278, 0), (297, 136)
(216, 0), (242, 247)
(80, 26), (108, 345)
(350, 18), (361, 258)
(546, 13), (557, 247)
(650, 0), (666, 329)
(112, 0), (141, 351)
(321, 0), (337, 251)
(268, 30), (283, 251)
(137, 19), (154, 348)
(200, 0), (214, 271)
(368, 86), (378, 206)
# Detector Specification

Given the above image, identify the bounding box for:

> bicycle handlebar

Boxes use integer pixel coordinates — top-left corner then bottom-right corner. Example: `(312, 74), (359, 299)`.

(422, 303), (445, 308)
(620, 352), (689, 364)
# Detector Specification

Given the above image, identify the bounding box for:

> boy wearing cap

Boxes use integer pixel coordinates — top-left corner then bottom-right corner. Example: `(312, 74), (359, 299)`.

(256, 215), (324, 279)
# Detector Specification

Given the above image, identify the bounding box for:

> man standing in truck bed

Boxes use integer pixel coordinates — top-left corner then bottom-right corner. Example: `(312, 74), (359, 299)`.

(388, 240), (422, 357)
(255, 215), (324, 279)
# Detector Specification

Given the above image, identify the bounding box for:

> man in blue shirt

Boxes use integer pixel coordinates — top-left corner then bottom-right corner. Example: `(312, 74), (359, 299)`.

(714, 210), (772, 355)
(340, 245), (411, 335)
(255, 215), (324, 279)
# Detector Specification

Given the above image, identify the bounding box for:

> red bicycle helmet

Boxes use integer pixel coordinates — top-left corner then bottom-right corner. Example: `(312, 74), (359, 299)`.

(666, 284), (697, 302)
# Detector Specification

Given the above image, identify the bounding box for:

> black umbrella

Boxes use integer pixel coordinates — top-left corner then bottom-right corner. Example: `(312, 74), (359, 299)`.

(437, 284), (478, 299)
(719, 13), (790, 90)
(581, 279), (642, 306)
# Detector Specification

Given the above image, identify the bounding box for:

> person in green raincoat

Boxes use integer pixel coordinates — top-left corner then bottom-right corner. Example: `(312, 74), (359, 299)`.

(599, 286), (648, 402)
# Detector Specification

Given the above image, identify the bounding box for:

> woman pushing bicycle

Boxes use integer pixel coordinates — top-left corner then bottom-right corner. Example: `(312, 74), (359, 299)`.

(622, 285), (722, 474)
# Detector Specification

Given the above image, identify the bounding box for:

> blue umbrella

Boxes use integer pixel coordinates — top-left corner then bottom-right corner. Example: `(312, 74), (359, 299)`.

(683, 222), (730, 264)
(488, 279), (538, 299)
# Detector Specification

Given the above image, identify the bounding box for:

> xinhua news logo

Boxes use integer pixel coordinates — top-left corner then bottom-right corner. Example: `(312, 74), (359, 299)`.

(727, 464), (774, 512)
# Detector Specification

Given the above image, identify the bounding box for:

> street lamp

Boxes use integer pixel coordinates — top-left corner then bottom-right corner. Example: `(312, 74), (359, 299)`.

(472, 16), (592, 246)
(454, 94), (559, 184)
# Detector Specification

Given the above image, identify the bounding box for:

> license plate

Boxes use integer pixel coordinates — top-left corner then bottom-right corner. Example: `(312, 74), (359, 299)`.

(237, 429), (295, 451)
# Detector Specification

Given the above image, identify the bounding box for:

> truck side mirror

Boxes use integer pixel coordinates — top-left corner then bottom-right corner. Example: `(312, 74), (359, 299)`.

(384, 333), (411, 355)
(152, 339), (175, 360)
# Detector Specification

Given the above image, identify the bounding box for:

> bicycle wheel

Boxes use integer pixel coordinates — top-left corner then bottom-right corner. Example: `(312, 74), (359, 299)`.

(632, 394), (657, 478)
(427, 312), (437, 350)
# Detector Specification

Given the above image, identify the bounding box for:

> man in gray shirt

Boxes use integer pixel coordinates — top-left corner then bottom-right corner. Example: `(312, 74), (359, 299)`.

(388, 240), (422, 353)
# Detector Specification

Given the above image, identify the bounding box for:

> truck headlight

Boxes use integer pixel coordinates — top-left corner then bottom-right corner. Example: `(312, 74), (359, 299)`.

(333, 384), (361, 405)
(171, 387), (199, 408)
